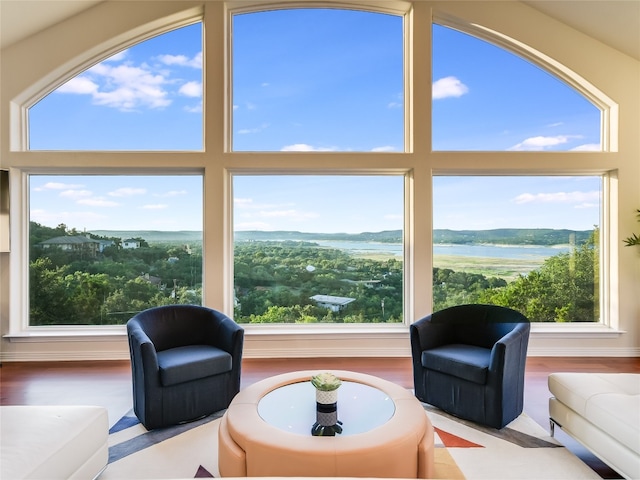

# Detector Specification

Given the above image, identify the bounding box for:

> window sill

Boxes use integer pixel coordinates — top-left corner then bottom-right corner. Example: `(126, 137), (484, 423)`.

(531, 323), (625, 338)
(4, 322), (625, 342)
(5, 326), (126, 342)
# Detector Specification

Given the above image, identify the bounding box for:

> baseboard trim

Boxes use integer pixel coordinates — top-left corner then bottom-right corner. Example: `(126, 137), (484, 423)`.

(1, 345), (638, 362)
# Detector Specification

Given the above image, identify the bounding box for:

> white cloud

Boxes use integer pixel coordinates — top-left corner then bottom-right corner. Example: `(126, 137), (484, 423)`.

(280, 143), (338, 152)
(234, 198), (296, 212)
(55, 46), (203, 114)
(77, 198), (121, 207)
(571, 143), (601, 151)
(37, 182), (85, 191)
(433, 76), (469, 99)
(59, 189), (92, 199)
(30, 209), (108, 226)
(238, 123), (270, 135)
(178, 81), (202, 98)
(514, 190), (600, 205)
(235, 198), (318, 225)
(57, 77), (98, 95)
(58, 61), (173, 111)
(508, 135), (581, 151)
(108, 187), (146, 197)
(105, 50), (128, 62)
(371, 146), (396, 152)
(94, 63), (170, 110)
(234, 198), (254, 208)
(157, 52), (202, 69)
(184, 103), (202, 113)
(388, 92), (403, 108)
(259, 209), (319, 221)
(235, 221), (271, 230)
(141, 204), (168, 210)
(156, 190), (188, 198)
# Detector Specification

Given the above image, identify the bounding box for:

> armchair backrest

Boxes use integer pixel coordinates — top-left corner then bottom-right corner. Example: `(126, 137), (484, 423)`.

(430, 304), (529, 349)
(128, 304), (236, 352)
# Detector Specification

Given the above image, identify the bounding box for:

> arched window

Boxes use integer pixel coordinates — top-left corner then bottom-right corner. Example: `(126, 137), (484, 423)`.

(28, 23), (203, 151)
(13, 3), (617, 334)
(432, 23), (601, 151)
(232, 9), (404, 152)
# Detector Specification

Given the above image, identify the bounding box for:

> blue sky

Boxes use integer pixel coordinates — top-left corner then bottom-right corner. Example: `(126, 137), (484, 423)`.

(28, 9), (601, 233)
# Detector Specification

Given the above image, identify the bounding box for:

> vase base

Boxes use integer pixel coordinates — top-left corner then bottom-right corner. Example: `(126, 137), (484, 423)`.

(311, 420), (343, 436)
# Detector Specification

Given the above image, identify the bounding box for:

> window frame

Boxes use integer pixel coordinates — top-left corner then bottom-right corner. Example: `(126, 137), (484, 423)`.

(431, 173), (608, 324)
(5, 1), (623, 345)
(230, 171), (410, 326)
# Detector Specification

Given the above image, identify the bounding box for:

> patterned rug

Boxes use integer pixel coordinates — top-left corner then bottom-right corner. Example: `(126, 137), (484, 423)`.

(101, 405), (599, 479)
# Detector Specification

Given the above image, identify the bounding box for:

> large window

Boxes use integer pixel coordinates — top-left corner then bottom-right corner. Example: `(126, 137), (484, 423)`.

(432, 24), (601, 151)
(29, 23), (203, 151)
(433, 176), (601, 322)
(29, 175), (203, 325)
(232, 9), (404, 152)
(13, 3), (615, 334)
(233, 175), (404, 323)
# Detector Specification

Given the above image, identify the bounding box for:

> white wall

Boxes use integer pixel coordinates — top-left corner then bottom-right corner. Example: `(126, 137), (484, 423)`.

(0, 0), (638, 361)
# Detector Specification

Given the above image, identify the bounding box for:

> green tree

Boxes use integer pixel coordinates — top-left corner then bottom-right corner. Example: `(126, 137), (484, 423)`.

(64, 271), (113, 324)
(29, 257), (73, 325)
(480, 228), (599, 322)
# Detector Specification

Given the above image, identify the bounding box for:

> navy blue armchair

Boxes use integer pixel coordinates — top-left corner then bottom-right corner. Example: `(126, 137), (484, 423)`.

(410, 304), (530, 429)
(127, 305), (244, 430)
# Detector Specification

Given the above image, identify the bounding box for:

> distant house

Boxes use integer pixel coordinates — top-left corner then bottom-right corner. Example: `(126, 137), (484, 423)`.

(342, 279), (381, 289)
(97, 239), (115, 253)
(39, 235), (100, 257)
(122, 239), (140, 249)
(310, 294), (355, 312)
(139, 273), (163, 289)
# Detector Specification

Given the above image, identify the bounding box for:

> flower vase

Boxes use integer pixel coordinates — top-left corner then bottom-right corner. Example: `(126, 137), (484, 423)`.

(312, 387), (342, 436)
(316, 388), (338, 405)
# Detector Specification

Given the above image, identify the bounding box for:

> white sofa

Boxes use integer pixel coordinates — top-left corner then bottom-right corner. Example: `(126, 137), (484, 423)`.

(0, 405), (109, 480)
(548, 372), (640, 480)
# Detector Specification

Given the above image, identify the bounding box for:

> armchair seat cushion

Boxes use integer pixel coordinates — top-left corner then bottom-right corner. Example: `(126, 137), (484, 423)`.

(421, 344), (490, 384)
(158, 345), (232, 387)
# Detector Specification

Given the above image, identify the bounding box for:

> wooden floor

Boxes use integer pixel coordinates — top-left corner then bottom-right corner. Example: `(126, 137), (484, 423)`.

(2, 356), (638, 478)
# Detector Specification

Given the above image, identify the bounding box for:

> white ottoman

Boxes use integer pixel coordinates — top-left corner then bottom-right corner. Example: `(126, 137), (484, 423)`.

(0, 405), (109, 480)
(549, 373), (640, 480)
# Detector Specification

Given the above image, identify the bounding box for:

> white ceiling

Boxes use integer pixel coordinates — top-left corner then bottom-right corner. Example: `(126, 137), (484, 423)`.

(0, 0), (639, 60)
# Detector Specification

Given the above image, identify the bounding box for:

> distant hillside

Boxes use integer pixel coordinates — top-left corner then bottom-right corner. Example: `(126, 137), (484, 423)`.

(91, 230), (202, 244)
(234, 228), (593, 246)
(91, 228), (593, 246)
(233, 230), (403, 243)
(433, 228), (592, 246)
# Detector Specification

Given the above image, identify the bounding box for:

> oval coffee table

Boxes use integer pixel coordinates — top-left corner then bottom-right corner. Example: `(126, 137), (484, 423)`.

(218, 370), (434, 478)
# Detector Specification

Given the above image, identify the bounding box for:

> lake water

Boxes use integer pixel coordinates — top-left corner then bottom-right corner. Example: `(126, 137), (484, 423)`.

(313, 240), (570, 260)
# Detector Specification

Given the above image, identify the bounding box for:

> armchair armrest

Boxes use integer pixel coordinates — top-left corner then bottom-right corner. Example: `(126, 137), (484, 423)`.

(488, 322), (530, 375)
(410, 314), (452, 353)
(128, 322), (160, 378)
(211, 313), (244, 355)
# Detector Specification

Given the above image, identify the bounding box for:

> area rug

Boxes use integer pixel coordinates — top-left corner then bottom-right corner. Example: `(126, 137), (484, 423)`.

(101, 405), (599, 479)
